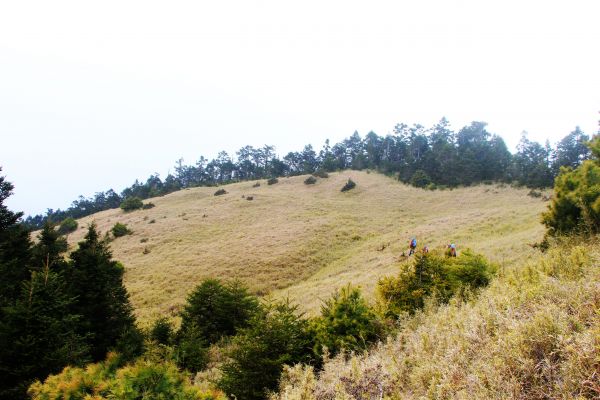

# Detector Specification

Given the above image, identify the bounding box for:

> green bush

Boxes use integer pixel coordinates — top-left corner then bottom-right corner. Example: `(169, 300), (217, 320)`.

(411, 170), (432, 188)
(179, 279), (260, 345)
(267, 177), (279, 185)
(341, 178), (356, 192)
(310, 285), (382, 357)
(142, 202), (155, 209)
(214, 188), (227, 196)
(528, 189), (542, 198)
(174, 323), (209, 373)
(28, 352), (223, 400)
(150, 317), (174, 345)
(120, 197), (144, 212)
(377, 250), (496, 318)
(218, 301), (315, 400)
(252, 182), (261, 188)
(542, 136), (600, 236)
(304, 176), (317, 185)
(112, 222), (132, 237)
(57, 217), (78, 235)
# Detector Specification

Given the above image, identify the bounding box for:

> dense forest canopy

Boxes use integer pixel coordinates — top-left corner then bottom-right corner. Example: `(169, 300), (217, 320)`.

(22, 119), (593, 229)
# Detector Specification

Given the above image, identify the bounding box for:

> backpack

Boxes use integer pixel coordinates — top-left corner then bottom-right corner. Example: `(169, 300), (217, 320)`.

(411, 238), (417, 247)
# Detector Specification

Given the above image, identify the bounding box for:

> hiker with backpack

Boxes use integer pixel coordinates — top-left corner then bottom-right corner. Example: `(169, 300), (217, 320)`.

(408, 237), (417, 256)
(447, 243), (457, 257)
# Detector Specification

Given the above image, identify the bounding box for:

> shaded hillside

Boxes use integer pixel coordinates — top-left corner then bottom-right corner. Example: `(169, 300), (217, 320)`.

(64, 171), (549, 322)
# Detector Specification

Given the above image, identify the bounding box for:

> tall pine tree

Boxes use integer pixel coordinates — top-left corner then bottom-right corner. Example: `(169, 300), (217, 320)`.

(67, 223), (140, 361)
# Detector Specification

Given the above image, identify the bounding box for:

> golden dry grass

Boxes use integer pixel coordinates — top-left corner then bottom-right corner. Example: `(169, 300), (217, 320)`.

(64, 171), (549, 323)
(273, 239), (600, 399)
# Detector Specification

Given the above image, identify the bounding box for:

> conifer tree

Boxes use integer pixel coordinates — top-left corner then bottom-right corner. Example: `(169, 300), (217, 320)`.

(0, 168), (33, 307)
(67, 223), (140, 361)
(0, 268), (89, 400)
(542, 136), (600, 235)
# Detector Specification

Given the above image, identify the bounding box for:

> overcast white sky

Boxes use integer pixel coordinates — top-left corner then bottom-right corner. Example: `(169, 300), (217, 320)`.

(1, 0), (598, 216)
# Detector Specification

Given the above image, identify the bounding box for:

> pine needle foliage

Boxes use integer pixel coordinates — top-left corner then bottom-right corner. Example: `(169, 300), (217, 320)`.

(67, 224), (140, 361)
(28, 352), (224, 400)
(310, 285), (382, 358)
(218, 301), (315, 400)
(542, 136), (600, 236)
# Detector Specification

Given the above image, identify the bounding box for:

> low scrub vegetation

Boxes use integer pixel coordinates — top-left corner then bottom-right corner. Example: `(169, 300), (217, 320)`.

(57, 217), (78, 235)
(340, 178), (356, 192)
(119, 196), (144, 212)
(267, 177), (279, 185)
(310, 285), (382, 358)
(377, 249), (496, 318)
(214, 188), (227, 196)
(111, 222), (132, 237)
(28, 353), (222, 400)
(312, 170), (329, 178)
(142, 202), (155, 209)
(304, 176), (317, 185)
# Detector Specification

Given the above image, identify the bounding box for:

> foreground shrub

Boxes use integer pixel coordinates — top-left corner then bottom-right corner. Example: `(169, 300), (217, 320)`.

(341, 178), (356, 192)
(214, 188), (227, 196)
(310, 285), (382, 358)
(218, 301), (315, 400)
(174, 323), (209, 373)
(57, 217), (78, 235)
(111, 222), (132, 237)
(304, 176), (317, 185)
(179, 279), (260, 345)
(378, 250), (496, 318)
(28, 352), (222, 400)
(267, 177), (279, 185)
(120, 197), (144, 212)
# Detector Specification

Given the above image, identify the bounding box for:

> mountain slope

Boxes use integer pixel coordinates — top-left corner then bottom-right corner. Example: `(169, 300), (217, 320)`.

(65, 171), (549, 323)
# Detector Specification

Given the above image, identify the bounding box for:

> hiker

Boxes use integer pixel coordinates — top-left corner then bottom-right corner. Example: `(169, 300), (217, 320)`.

(408, 237), (417, 256)
(422, 245), (429, 254)
(447, 243), (457, 257)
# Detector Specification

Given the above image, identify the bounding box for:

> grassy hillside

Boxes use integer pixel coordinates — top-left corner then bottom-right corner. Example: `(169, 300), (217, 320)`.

(65, 171), (549, 323)
(273, 239), (600, 399)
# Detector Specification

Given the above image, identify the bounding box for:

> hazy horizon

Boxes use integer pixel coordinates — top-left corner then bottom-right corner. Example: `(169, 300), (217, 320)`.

(1, 0), (598, 216)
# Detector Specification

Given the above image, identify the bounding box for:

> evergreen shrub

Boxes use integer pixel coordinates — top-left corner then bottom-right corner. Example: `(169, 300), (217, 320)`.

(304, 176), (317, 185)
(218, 301), (314, 400)
(214, 189), (227, 196)
(341, 178), (356, 192)
(112, 222), (132, 237)
(267, 177), (279, 185)
(28, 353), (222, 400)
(120, 197), (144, 212)
(57, 217), (78, 235)
(310, 285), (382, 357)
(377, 250), (496, 318)
(411, 170), (432, 188)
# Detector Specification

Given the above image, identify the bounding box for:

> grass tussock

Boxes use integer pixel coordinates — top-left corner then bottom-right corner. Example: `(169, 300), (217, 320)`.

(273, 238), (600, 400)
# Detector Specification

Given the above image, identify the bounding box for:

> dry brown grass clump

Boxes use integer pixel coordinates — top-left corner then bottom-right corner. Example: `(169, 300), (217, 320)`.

(273, 239), (600, 399)
(62, 171), (548, 323)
